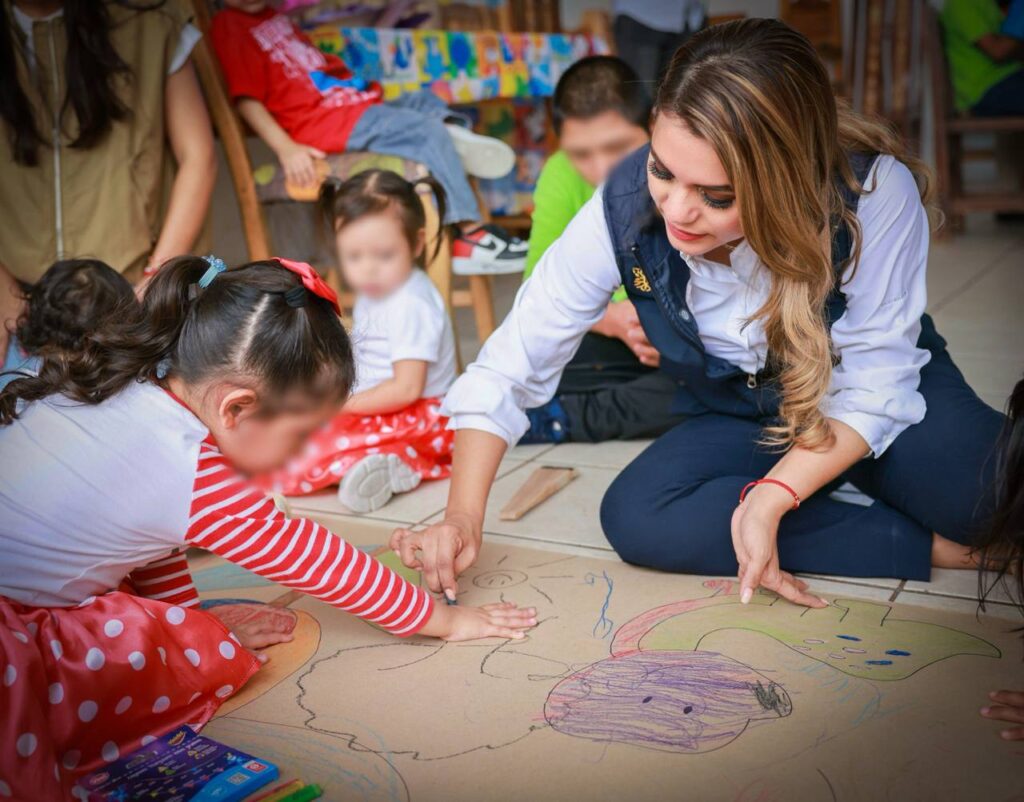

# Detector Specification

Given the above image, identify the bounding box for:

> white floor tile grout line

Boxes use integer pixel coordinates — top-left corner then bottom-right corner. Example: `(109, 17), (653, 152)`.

(929, 237), (1023, 314)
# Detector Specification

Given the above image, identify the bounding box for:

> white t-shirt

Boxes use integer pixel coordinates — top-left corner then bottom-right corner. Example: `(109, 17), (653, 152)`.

(351, 269), (457, 398)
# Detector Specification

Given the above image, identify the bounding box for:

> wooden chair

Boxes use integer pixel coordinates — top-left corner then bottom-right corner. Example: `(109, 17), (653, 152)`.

(187, 0), (498, 342)
(926, 6), (1024, 231)
(843, 1), (927, 155)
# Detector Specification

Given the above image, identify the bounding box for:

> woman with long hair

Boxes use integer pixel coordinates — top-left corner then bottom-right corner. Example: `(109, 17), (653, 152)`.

(389, 19), (1005, 609)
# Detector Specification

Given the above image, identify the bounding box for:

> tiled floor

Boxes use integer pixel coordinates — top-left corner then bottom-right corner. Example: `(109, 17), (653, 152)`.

(281, 215), (1024, 624)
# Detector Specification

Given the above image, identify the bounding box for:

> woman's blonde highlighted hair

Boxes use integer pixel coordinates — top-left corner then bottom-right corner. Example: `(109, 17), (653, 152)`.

(656, 19), (936, 450)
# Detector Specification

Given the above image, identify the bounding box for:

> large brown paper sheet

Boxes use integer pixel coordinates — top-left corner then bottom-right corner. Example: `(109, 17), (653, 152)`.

(193, 542), (1022, 801)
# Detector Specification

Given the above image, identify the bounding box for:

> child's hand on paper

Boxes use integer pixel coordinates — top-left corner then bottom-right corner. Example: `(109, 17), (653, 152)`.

(277, 141), (327, 188)
(419, 600), (537, 642)
(207, 603), (297, 663)
(981, 690), (1024, 740)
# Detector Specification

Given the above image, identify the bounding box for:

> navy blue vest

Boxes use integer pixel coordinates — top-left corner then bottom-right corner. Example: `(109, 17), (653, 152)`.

(603, 145), (943, 421)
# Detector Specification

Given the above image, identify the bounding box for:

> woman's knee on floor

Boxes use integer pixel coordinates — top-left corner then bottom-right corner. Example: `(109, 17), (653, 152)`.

(599, 469), (653, 564)
(600, 467), (735, 573)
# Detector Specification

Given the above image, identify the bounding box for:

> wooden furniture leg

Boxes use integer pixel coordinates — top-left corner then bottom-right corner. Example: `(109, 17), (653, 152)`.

(468, 275), (496, 341)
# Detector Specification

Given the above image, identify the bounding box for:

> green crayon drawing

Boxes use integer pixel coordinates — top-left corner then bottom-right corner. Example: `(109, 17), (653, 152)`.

(620, 580), (1000, 682)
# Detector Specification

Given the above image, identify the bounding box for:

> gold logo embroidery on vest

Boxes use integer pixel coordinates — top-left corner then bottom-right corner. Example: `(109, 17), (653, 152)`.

(632, 266), (651, 292)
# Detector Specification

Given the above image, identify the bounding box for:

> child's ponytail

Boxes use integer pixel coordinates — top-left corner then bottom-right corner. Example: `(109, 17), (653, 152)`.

(1, 257), (355, 425)
(318, 169), (449, 267)
(411, 174), (448, 264)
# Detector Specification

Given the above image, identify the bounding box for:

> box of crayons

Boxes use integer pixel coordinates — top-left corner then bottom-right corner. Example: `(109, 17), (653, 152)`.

(81, 725), (279, 801)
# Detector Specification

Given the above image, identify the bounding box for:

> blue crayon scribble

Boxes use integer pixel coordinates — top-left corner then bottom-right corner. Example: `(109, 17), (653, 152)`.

(885, 649), (911, 656)
(866, 659), (893, 665)
(583, 571), (614, 639)
(836, 634), (861, 641)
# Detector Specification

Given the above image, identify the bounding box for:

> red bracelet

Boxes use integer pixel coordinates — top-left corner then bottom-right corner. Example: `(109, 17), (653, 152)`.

(739, 479), (801, 510)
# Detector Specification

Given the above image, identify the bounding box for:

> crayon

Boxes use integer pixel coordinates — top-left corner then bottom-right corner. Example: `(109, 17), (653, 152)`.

(250, 779), (306, 802)
(277, 784), (324, 802)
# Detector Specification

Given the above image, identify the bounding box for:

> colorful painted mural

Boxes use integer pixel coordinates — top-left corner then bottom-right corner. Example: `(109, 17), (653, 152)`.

(306, 26), (610, 102)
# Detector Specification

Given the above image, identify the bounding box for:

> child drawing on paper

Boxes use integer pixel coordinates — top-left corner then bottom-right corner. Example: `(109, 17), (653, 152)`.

(0, 257), (535, 800)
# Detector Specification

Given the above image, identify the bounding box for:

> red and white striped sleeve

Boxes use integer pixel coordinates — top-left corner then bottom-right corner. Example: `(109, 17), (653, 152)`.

(183, 441), (433, 636)
(127, 551), (200, 608)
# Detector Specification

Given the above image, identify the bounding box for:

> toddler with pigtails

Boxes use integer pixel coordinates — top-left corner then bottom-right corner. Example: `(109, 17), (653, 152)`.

(269, 170), (459, 513)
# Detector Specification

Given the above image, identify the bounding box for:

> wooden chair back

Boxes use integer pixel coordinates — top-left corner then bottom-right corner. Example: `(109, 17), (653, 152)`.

(189, 0), (272, 261)
(924, 4), (1024, 228)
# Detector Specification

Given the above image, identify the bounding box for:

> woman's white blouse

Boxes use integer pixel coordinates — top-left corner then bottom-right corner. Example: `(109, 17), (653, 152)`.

(443, 155), (931, 456)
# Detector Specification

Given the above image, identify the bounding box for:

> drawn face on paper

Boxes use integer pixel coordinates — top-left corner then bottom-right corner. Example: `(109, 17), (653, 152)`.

(545, 650), (792, 754)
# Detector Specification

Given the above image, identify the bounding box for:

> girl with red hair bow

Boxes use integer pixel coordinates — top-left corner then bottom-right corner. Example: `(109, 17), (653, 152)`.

(0, 256), (535, 801)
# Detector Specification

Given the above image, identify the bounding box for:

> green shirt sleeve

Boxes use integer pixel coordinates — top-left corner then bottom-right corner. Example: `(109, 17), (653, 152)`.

(523, 151), (627, 301)
(524, 152), (593, 278)
(941, 0), (999, 44)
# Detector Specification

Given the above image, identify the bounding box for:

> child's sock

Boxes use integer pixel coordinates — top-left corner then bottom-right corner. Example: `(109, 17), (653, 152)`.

(337, 454), (422, 513)
(444, 123), (516, 179)
(519, 397), (571, 445)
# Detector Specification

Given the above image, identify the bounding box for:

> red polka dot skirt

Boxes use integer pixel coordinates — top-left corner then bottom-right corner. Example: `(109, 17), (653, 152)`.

(268, 396), (455, 496)
(0, 592), (260, 801)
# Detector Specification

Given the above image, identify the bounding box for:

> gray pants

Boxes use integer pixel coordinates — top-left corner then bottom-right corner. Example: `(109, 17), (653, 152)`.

(348, 90), (479, 224)
(613, 14), (694, 88)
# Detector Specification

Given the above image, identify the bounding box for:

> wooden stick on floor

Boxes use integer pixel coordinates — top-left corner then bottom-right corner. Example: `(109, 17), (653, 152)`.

(499, 466), (579, 522)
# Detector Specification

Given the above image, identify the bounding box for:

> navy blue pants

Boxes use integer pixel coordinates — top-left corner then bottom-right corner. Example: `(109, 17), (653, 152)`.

(600, 347), (1005, 581)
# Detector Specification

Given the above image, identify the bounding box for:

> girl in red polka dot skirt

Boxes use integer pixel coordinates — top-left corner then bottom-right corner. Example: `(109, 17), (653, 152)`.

(0, 256), (536, 801)
(266, 171), (459, 513)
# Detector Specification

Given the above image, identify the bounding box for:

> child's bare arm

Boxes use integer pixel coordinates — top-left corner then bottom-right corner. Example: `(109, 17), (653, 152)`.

(148, 62), (216, 275)
(236, 98), (326, 188)
(418, 600), (536, 641)
(343, 359), (428, 416)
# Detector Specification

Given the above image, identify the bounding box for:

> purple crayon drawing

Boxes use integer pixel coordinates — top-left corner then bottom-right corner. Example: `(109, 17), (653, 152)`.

(545, 649), (791, 754)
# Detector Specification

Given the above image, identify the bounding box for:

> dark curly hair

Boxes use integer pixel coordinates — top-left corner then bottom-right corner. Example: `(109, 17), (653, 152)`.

(1, 257), (355, 425)
(14, 259), (135, 356)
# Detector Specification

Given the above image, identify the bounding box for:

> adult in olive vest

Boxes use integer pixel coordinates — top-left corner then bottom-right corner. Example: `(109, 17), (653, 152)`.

(0, 0), (215, 287)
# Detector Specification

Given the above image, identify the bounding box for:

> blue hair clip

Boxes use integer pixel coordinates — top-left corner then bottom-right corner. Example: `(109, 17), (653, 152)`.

(197, 255), (227, 288)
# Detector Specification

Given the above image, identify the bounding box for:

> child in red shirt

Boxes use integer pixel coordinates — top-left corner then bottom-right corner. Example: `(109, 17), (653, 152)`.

(211, 1), (528, 274)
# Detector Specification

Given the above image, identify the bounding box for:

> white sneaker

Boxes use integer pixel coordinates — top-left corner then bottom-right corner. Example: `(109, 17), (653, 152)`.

(452, 224), (529, 275)
(337, 454), (422, 514)
(444, 124), (516, 179)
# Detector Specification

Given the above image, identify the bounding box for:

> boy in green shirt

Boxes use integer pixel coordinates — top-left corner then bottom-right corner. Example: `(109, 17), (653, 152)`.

(940, 0), (1024, 116)
(521, 56), (684, 444)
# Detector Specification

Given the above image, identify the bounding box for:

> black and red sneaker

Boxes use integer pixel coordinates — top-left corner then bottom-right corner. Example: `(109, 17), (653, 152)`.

(452, 224), (528, 275)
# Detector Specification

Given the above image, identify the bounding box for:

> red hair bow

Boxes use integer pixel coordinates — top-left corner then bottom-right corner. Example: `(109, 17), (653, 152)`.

(275, 257), (341, 315)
